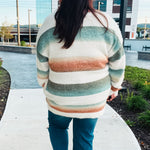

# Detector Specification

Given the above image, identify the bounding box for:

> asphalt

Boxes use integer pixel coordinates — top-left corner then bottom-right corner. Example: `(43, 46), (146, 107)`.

(0, 89), (141, 150)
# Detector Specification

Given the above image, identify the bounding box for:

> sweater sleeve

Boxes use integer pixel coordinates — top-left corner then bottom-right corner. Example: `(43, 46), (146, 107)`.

(108, 24), (126, 91)
(36, 19), (50, 87)
(36, 45), (49, 87)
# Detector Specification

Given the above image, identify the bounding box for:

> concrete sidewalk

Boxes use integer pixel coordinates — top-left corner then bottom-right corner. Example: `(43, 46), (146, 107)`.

(0, 89), (141, 150)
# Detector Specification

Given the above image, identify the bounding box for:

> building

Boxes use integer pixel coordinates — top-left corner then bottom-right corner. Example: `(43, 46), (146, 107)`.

(37, 0), (139, 39)
(0, 25), (39, 43)
(93, 0), (139, 39)
(36, 0), (58, 26)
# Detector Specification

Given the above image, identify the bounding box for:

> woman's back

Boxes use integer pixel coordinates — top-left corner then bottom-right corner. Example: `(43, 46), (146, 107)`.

(36, 11), (125, 118)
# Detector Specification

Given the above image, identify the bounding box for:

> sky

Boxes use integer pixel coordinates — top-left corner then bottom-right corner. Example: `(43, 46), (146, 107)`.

(0, 0), (150, 26)
(0, 0), (36, 25)
(137, 0), (150, 24)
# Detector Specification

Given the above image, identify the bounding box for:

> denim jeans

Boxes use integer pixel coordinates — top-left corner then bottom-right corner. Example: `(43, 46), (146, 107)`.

(48, 111), (98, 150)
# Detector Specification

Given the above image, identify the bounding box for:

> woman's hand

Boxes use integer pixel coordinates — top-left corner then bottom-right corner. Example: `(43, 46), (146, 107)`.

(42, 83), (45, 87)
(107, 93), (117, 102)
(107, 89), (119, 102)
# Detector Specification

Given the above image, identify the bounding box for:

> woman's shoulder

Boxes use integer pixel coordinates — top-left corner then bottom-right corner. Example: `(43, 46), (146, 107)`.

(95, 11), (118, 29)
(41, 13), (55, 31)
(36, 13), (55, 42)
(86, 11), (119, 31)
(96, 11), (122, 39)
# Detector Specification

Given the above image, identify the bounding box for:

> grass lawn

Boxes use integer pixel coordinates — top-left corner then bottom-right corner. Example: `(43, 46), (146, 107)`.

(125, 66), (150, 84)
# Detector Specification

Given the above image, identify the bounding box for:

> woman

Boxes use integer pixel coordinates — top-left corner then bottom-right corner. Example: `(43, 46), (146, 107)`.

(36, 0), (125, 149)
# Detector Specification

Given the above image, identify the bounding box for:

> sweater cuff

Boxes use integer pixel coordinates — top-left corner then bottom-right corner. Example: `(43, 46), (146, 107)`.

(109, 89), (118, 97)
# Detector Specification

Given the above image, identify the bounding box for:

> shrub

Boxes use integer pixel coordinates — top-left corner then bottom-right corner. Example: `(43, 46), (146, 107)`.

(126, 119), (136, 127)
(120, 93), (124, 101)
(21, 41), (26, 46)
(125, 95), (149, 112)
(125, 89), (134, 104)
(142, 85), (150, 99)
(133, 81), (144, 90)
(138, 110), (150, 128)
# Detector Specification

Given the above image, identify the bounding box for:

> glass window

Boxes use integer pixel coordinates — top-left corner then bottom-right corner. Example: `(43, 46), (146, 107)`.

(93, 0), (107, 12)
(127, 6), (132, 12)
(126, 18), (131, 25)
(113, 18), (131, 25)
(127, 0), (132, 12)
(125, 32), (130, 39)
(113, 0), (133, 13)
(113, 0), (121, 6)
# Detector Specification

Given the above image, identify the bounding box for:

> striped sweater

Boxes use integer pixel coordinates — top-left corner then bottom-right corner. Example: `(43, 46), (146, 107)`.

(36, 11), (125, 118)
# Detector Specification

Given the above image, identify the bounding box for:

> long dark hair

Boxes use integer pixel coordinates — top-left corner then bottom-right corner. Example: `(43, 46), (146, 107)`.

(53, 0), (108, 49)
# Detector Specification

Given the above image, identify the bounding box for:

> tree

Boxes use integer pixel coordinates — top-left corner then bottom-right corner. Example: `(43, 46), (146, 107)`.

(0, 21), (14, 44)
(136, 27), (141, 38)
(136, 27), (147, 39)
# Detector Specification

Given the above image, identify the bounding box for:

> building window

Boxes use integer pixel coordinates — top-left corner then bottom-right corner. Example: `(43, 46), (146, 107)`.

(114, 18), (131, 25)
(112, 0), (120, 13)
(125, 32), (130, 39)
(112, 0), (133, 13)
(112, 6), (120, 13)
(113, 0), (121, 6)
(126, 18), (131, 25)
(127, 0), (132, 12)
(93, 0), (107, 12)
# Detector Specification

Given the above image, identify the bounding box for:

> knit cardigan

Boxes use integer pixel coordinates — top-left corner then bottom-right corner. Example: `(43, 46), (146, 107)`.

(36, 11), (125, 118)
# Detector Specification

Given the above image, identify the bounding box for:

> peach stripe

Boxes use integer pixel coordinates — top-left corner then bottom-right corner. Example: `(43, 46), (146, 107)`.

(49, 57), (108, 72)
(46, 99), (105, 113)
(37, 75), (48, 79)
(111, 86), (120, 91)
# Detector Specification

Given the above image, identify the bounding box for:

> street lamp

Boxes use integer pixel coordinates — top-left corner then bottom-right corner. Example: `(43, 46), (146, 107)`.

(98, 1), (104, 11)
(28, 9), (32, 46)
(119, 0), (128, 41)
(144, 17), (147, 39)
(16, 0), (20, 46)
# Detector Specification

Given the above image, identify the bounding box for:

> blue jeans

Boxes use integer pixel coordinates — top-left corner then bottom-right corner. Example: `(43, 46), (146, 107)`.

(48, 111), (98, 150)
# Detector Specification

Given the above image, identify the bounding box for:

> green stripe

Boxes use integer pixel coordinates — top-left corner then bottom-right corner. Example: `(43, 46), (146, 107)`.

(37, 27), (55, 54)
(48, 99), (105, 108)
(108, 47), (125, 62)
(46, 75), (111, 97)
(37, 68), (49, 77)
(109, 68), (124, 78)
(111, 33), (122, 52)
(37, 26), (122, 54)
(76, 27), (122, 52)
(76, 27), (106, 40)
(37, 51), (48, 62)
